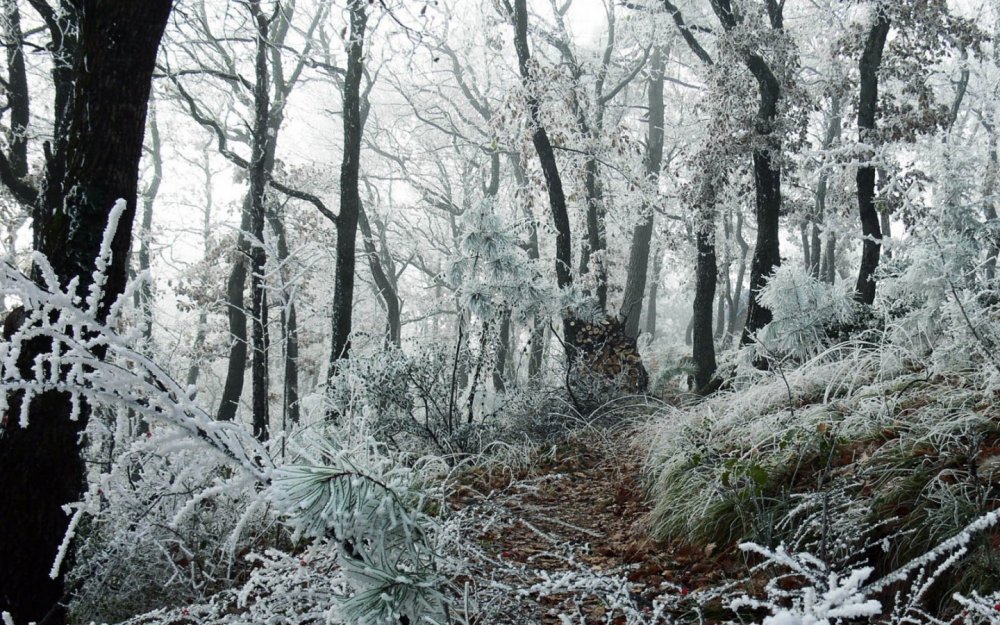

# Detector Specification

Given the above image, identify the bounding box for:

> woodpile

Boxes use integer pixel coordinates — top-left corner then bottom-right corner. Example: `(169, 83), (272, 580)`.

(571, 317), (648, 394)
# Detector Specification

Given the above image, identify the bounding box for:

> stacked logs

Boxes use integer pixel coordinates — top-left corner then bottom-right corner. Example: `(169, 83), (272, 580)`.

(571, 317), (649, 394)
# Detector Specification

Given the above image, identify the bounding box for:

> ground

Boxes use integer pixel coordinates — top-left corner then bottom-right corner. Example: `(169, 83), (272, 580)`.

(450, 427), (745, 624)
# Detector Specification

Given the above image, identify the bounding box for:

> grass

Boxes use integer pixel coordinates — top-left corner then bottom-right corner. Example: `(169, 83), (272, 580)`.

(641, 339), (1000, 618)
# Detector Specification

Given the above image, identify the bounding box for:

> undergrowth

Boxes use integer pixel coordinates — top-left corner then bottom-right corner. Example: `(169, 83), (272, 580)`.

(644, 332), (1000, 620)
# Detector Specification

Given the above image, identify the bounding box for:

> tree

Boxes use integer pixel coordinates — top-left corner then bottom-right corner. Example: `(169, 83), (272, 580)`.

(692, 174), (718, 391)
(328, 0), (368, 374)
(710, 0), (786, 346)
(538, 0), (648, 313)
(0, 2), (172, 622)
(167, 0), (328, 437)
(510, 0), (575, 357)
(0, 0), (29, 264)
(854, 3), (890, 306)
(620, 45), (665, 339)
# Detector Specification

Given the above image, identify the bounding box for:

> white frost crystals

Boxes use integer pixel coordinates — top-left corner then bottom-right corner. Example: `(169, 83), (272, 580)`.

(269, 434), (452, 625)
(0, 200), (457, 624)
(0, 199), (270, 478)
(752, 264), (857, 360)
(731, 544), (881, 625)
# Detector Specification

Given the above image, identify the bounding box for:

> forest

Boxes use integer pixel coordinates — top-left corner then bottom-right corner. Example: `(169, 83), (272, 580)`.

(0, 0), (998, 623)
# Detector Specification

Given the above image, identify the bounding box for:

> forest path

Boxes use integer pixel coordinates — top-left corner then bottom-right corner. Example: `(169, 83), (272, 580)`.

(449, 427), (743, 624)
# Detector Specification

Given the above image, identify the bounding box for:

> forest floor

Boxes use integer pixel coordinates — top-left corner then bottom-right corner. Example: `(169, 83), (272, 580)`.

(449, 426), (747, 624)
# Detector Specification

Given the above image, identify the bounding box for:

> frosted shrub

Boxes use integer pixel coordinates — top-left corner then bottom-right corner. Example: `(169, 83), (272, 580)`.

(326, 343), (415, 427)
(753, 264), (857, 360)
(447, 199), (552, 322)
(731, 544), (881, 625)
(731, 508), (1000, 625)
(68, 434), (269, 622)
(270, 433), (452, 625)
(0, 212), (460, 625)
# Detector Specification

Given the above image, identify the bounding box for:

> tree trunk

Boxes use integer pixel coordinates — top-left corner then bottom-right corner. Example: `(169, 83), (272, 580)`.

(131, 99), (162, 435)
(215, 0), (291, 432)
(879, 207), (892, 260)
(741, 146), (782, 345)
(328, 0), (367, 377)
(0, 3), (172, 623)
(216, 3), (275, 435)
(621, 45), (664, 339)
(645, 245), (662, 339)
(359, 203), (401, 347)
(247, 1), (271, 442)
(268, 210), (300, 427)
(707, 1), (784, 346)
(692, 184), (717, 390)
(715, 291), (726, 339)
(578, 155), (608, 311)
(186, 147), (215, 391)
(512, 0), (576, 357)
(0, 3), (28, 288)
(728, 213), (749, 335)
(854, 6), (890, 305)
(797, 221), (807, 274)
(3, 0), (28, 182)
(511, 154), (546, 378)
(984, 119), (998, 282)
(135, 100), (162, 351)
(812, 94), (841, 279)
(822, 230), (837, 285)
(492, 311), (511, 392)
(216, 223), (250, 421)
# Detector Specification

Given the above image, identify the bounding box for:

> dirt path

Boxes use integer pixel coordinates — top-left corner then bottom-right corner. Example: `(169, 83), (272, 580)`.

(450, 429), (743, 624)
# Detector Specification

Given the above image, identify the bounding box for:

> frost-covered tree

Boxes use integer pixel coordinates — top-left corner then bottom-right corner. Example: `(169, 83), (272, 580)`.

(0, 2), (173, 621)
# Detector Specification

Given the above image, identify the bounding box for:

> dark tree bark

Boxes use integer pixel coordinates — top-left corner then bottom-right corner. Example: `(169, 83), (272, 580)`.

(0, 0), (31, 308)
(621, 45), (665, 339)
(644, 246), (663, 339)
(328, 0), (368, 376)
(268, 209), (301, 427)
(248, 1), (271, 441)
(854, 5), (890, 305)
(216, 209), (250, 422)
(512, 0), (576, 357)
(0, 3), (172, 623)
(692, 184), (718, 391)
(359, 204), (401, 347)
(3, 0), (28, 182)
(740, 146), (782, 345)
(689, 0), (783, 346)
